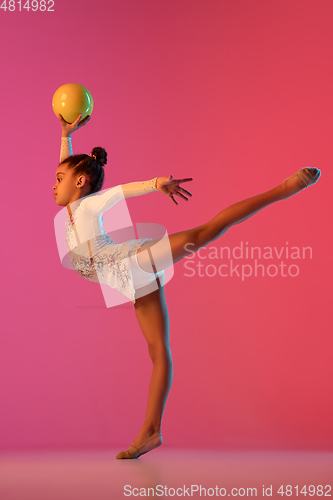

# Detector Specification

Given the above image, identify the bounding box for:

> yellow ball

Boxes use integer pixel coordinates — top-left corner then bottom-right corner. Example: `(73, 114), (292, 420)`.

(52, 83), (94, 123)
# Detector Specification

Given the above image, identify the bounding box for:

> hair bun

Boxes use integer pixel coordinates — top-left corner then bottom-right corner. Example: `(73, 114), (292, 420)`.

(91, 147), (107, 167)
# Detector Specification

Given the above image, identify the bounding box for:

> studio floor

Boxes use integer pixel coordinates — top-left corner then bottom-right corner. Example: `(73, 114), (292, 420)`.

(0, 449), (332, 499)
(0, 449), (333, 500)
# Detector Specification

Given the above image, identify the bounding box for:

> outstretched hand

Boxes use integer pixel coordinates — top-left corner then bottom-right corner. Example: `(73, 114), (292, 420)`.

(156, 175), (193, 205)
(58, 113), (91, 137)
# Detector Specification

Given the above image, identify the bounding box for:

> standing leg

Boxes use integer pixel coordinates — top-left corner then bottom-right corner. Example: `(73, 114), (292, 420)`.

(116, 285), (172, 458)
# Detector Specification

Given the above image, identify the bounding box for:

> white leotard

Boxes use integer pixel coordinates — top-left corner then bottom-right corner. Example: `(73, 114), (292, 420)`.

(59, 137), (164, 305)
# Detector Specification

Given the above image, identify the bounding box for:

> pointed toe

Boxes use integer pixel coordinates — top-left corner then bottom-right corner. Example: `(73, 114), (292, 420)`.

(115, 432), (162, 460)
(298, 166), (321, 187)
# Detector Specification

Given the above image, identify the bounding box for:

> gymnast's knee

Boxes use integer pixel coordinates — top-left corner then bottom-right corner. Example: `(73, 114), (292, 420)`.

(192, 223), (212, 250)
(148, 343), (172, 363)
(196, 222), (229, 247)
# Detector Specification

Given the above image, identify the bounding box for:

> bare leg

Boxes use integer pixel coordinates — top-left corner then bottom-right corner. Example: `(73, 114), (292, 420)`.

(197, 184), (284, 246)
(137, 180), (293, 273)
(121, 285), (172, 452)
(122, 171), (318, 457)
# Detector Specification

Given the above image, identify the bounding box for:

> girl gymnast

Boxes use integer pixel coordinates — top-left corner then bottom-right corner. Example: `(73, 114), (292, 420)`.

(53, 113), (321, 459)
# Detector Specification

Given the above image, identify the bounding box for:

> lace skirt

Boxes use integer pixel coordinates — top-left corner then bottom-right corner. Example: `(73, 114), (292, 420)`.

(68, 238), (165, 305)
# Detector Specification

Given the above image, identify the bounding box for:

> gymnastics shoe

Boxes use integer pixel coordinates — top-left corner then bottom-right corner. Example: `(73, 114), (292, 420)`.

(283, 166), (321, 194)
(116, 432), (163, 459)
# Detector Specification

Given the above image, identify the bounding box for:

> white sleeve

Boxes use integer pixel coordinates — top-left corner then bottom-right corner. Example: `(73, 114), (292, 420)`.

(121, 177), (159, 198)
(79, 178), (159, 216)
(60, 136), (73, 163)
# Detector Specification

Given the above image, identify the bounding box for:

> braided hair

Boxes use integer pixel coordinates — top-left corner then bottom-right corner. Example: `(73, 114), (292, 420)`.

(59, 146), (108, 194)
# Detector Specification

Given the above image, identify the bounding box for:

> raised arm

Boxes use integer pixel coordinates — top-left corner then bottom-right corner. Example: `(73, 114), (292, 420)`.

(80, 178), (159, 216)
(60, 136), (73, 163)
(58, 113), (91, 163)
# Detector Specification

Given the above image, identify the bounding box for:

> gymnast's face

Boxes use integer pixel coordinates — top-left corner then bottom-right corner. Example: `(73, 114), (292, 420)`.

(53, 163), (90, 206)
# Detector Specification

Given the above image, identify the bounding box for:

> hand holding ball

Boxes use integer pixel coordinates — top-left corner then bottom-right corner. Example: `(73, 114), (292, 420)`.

(52, 83), (93, 123)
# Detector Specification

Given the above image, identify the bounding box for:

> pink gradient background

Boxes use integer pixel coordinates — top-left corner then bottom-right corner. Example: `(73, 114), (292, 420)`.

(0, 0), (332, 452)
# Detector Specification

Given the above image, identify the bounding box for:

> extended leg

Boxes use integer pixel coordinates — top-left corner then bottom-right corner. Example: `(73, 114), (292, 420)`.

(137, 169), (320, 274)
(197, 184), (284, 246)
(137, 183), (286, 273)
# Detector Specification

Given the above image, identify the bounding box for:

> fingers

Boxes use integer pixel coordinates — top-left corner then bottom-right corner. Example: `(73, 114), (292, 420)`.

(169, 185), (192, 197)
(77, 114), (92, 128)
(73, 113), (83, 125)
(82, 115), (92, 126)
(178, 187), (193, 197)
(58, 113), (91, 130)
(58, 113), (71, 125)
(175, 178), (193, 183)
(175, 192), (189, 201)
(173, 178), (193, 197)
